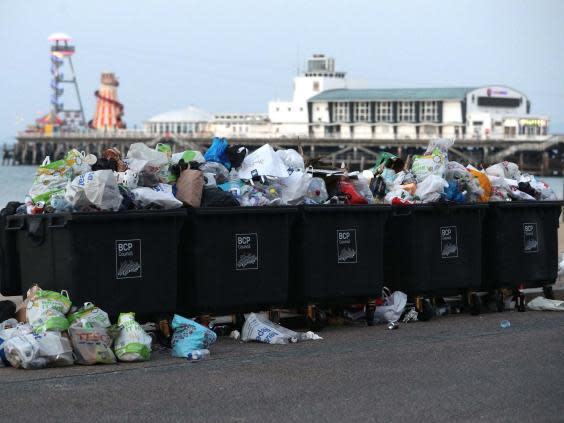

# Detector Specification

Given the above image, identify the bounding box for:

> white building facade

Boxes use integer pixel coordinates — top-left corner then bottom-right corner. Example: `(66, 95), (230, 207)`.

(143, 55), (549, 140)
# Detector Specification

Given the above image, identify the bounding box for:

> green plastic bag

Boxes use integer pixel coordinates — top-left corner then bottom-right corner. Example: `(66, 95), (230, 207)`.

(113, 313), (152, 362)
(26, 289), (72, 333)
(68, 302), (111, 328)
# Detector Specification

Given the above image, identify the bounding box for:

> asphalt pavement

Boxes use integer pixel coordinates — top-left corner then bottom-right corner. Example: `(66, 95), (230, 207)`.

(1, 310), (564, 423)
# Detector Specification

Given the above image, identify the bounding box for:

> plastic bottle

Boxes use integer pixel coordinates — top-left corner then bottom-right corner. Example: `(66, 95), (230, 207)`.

(500, 320), (511, 329)
(186, 349), (210, 362)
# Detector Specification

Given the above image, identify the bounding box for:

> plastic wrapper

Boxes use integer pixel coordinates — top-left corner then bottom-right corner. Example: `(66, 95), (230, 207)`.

(384, 189), (413, 205)
(276, 148), (305, 171)
(65, 170), (123, 211)
(424, 138), (454, 157)
(26, 289), (72, 333)
(132, 183), (182, 209)
(170, 314), (217, 358)
(115, 169), (139, 189)
(113, 313), (152, 362)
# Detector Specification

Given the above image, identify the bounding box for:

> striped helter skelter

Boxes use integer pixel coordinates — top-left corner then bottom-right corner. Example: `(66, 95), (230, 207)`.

(91, 73), (125, 129)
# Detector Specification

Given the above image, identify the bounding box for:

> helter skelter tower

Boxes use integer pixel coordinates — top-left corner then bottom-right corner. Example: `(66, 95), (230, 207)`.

(47, 32), (86, 128)
(89, 72), (126, 129)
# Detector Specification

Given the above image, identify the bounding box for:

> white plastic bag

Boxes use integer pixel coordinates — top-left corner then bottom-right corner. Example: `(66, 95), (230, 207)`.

(5, 331), (73, 369)
(241, 313), (298, 344)
(115, 169), (139, 189)
(67, 302), (111, 328)
(65, 170), (123, 211)
(126, 143), (169, 174)
(114, 313), (152, 362)
(238, 144), (290, 179)
(132, 183), (182, 209)
(415, 174), (448, 203)
(277, 170), (313, 204)
(527, 296), (564, 311)
(485, 161), (521, 180)
(373, 289), (407, 324)
(276, 149), (305, 171)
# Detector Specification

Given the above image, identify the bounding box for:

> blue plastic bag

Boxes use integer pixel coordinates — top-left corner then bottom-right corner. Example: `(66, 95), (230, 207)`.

(444, 180), (466, 203)
(171, 314), (217, 358)
(204, 137), (231, 170)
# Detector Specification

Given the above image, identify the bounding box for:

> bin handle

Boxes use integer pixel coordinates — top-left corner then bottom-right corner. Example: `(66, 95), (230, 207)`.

(48, 215), (68, 229)
(5, 217), (24, 231)
(392, 207), (412, 217)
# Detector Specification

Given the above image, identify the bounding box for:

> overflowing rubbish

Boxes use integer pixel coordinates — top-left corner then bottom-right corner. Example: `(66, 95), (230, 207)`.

(12, 135), (557, 216)
(527, 297), (564, 311)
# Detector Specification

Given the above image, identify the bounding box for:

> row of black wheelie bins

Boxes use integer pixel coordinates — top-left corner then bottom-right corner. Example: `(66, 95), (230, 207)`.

(0, 202), (561, 318)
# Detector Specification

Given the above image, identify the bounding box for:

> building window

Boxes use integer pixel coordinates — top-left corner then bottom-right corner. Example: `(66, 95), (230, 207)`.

(354, 102), (370, 122)
(313, 81), (320, 92)
(334, 102), (349, 122)
(419, 101), (438, 122)
(375, 102), (393, 122)
(398, 101), (416, 122)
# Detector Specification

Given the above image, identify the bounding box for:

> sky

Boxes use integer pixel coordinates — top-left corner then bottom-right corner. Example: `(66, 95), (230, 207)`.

(1, 0), (563, 143)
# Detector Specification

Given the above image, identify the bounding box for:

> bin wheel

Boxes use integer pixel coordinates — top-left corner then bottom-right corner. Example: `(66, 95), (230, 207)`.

(543, 286), (555, 300)
(417, 298), (434, 322)
(366, 300), (376, 327)
(470, 293), (481, 316)
(495, 290), (505, 312)
(307, 308), (327, 332)
(234, 313), (246, 331)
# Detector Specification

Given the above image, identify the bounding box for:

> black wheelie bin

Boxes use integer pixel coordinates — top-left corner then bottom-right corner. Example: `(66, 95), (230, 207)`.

(6, 209), (185, 317)
(178, 206), (297, 317)
(291, 204), (390, 328)
(384, 203), (487, 319)
(483, 201), (563, 310)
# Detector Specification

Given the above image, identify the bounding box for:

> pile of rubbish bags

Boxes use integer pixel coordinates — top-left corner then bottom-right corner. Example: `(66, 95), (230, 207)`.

(368, 138), (557, 205)
(15, 136), (556, 215)
(0, 285), (324, 369)
(0, 286), (154, 369)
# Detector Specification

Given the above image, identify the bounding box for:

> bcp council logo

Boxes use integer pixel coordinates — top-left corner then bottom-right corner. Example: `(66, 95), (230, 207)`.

(440, 226), (458, 259)
(235, 233), (259, 270)
(115, 239), (142, 279)
(337, 229), (357, 264)
(523, 223), (538, 253)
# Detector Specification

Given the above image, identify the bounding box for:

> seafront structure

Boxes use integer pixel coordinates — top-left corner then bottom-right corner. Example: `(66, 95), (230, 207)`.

(13, 49), (563, 173)
(145, 54), (549, 141)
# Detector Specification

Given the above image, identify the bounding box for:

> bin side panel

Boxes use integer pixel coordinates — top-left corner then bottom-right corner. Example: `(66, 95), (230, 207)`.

(484, 205), (560, 288)
(295, 209), (386, 304)
(180, 211), (291, 314)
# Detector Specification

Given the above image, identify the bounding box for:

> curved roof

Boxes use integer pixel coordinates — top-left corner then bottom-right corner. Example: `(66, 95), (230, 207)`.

(309, 87), (474, 102)
(146, 106), (213, 123)
(48, 32), (72, 42)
